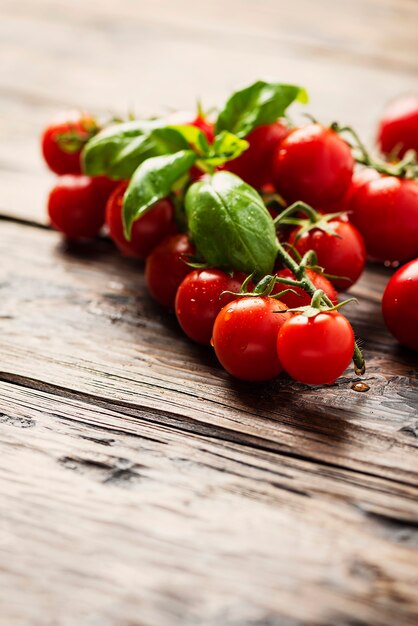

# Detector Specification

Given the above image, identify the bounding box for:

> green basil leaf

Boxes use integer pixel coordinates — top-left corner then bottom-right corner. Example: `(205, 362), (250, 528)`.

(215, 81), (308, 138)
(185, 171), (278, 276)
(82, 121), (211, 179)
(199, 131), (249, 169)
(162, 125), (210, 155)
(123, 150), (197, 239)
(82, 119), (168, 179)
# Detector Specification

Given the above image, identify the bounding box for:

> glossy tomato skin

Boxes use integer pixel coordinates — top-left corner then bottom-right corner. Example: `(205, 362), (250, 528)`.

(225, 122), (290, 189)
(175, 269), (248, 345)
(349, 175), (418, 262)
(277, 312), (355, 385)
(377, 96), (418, 158)
(145, 234), (195, 309)
(212, 297), (290, 381)
(289, 219), (366, 290)
(47, 175), (106, 239)
(320, 167), (379, 214)
(93, 176), (120, 206)
(41, 111), (97, 175)
(382, 259), (418, 350)
(273, 268), (338, 308)
(106, 182), (175, 259)
(273, 124), (354, 208)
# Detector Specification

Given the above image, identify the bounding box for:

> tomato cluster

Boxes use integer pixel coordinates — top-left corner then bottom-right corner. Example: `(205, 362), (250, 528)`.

(41, 86), (418, 387)
(43, 112), (118, 239)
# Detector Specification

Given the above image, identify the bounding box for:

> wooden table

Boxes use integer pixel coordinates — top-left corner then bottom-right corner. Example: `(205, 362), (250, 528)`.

(1, 1), (418, 624)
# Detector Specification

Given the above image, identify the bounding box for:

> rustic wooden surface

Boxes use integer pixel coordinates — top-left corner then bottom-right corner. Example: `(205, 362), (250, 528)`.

(1, 1), (418, 625)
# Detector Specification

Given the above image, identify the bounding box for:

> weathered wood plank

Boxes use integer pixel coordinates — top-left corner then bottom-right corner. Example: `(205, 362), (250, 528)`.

(0, 381), (417, 626)
(1, 0), (417, 223)
(1, 4), (418, 623)
(0, 220), (416, 485)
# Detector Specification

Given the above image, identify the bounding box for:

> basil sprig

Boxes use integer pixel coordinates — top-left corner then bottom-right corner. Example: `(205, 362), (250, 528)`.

(121, 127), (249, 238)
(215, 80), (308, 138)
(185, 171), (278, 277)
(123, 150), (197, 238)
(82, 118), (249, 180)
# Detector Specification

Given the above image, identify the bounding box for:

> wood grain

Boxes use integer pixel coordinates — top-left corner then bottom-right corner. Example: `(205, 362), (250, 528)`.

(1, 2), (418, 624)
(0, 221), (416, 486)
(0, 380), (417, 626)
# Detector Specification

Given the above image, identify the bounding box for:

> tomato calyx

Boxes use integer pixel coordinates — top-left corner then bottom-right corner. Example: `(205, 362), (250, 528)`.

(55, 117), (101, 154)
(221, 272), (302, 302)
(280, 288), (356, 318)
(331, 122), (418, 180)
(275, 201), (357, 287)
(274, 201), (345, 240)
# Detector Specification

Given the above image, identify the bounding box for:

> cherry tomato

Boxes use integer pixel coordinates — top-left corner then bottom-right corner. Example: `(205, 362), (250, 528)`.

(277, 312), (355, 385)
(212, 297), (290, 381)
(93, 176), (120, 206)
(288, 219), (366, 290)
(382, 258), (418, 351)
(106, 182), (176, 259)
(145, 234), (195, 309)
(41, 111), (98, 175)
(47, 175), (106, 239)
(175, 269), (248, 345)
(272, 124), (354, 208)
(225, 122), (290, 189)
(349, 175), (418, 263)
(377, 96), (418, 158)
(320, 167), (379, 214)
(273, 268), (338, 308)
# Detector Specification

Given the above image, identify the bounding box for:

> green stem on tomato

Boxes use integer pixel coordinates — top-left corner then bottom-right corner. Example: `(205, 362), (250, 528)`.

(299, 249), (318, 268)
(331, 123), (418, 181)
(274, 238), (365, 374)
(273, 201), (318, 225)
(353, 342), (366, 376)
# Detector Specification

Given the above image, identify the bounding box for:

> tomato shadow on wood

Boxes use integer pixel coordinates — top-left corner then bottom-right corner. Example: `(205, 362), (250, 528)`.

(222, 373), (355, 445)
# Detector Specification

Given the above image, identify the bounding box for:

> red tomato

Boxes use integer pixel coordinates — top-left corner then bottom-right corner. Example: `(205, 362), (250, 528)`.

(145, 234), (195, 309)
(212, 297), (290, 381)
(225, 122), (290, 189)
(175, 269), (248, 345)
(349, 175), (418, 263)
(377, 96), (418, 158)
(382, 258), (418, 351)
(288, 219), (366, 290)
(277, 312), (355, 385)
(320, 167), (379, 214)
(273, 268), (338, 308)
(41, 111), (98, 175)
(93, 176), (120, 206)
(272, 124), (354, 208)
(47, 175), (106, 239)
(106, 182), (176, 259)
